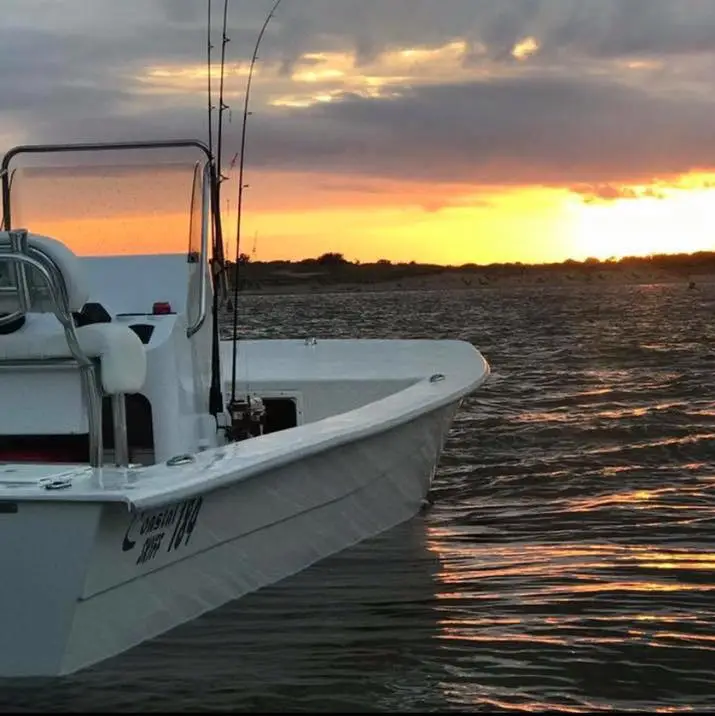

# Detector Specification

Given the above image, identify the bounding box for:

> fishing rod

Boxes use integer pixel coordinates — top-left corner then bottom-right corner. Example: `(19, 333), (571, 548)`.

(215, 0), (231, 191)
(213, 0), (231, 289)
(207, 0), (233, 417)
(229, 0), (285, 411)
(207, 0), (214, 167)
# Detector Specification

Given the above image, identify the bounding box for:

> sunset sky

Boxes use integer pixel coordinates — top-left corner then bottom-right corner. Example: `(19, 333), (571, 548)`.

(3, 0), (715, 265)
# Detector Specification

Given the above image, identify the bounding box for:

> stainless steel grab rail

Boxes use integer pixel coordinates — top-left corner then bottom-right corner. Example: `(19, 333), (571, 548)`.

(0, 231), (104, 467)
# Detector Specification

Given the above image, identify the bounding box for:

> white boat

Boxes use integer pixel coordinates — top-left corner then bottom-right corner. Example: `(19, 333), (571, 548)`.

(0, 139), (489, 678)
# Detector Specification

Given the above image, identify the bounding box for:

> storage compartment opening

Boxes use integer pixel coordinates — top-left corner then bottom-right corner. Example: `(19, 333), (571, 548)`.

(263, 398), (298, 434)
(0, 393), (154, 464)
(0, 434), (89, 464)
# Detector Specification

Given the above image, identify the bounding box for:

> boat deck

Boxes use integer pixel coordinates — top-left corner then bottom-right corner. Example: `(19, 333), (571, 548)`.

(220, 338), (478, 384)
(0, 339), (488, 510)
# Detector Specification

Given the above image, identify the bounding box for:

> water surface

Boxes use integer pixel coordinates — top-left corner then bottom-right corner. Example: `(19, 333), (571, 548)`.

(2, 282), (714, 712)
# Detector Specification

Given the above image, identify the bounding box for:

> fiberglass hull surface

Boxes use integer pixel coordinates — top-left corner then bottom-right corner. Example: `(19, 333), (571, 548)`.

(0, 400), (459, 677)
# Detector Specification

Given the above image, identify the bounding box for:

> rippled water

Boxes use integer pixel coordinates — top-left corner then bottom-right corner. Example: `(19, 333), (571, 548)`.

(2, 282), (715, 712)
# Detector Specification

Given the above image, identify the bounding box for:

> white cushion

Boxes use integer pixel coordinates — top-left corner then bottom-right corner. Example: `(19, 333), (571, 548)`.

(0, 320), (146, 394)
(0, 232), (89, 314)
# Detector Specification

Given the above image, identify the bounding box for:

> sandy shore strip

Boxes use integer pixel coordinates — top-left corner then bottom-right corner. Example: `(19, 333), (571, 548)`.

(228, 263), (713, 296)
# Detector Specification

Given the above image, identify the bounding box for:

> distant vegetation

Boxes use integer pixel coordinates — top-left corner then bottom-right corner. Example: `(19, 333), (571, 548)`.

(224, 250), (715, 292)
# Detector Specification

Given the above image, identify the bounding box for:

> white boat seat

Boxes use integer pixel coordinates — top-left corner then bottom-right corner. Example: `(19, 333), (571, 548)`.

(0, 231), (144, 394)
(0, 319), (146, 394)
(0, 232), (89, 314)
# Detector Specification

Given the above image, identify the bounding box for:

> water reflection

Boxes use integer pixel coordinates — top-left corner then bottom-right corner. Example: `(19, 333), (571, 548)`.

(0, 519), (447, 713)
(4, 282), (715, 711)
(426, 512), (715, 712)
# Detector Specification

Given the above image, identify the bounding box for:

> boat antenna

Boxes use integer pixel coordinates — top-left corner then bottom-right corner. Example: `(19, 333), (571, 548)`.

(229, 0), (285, 406)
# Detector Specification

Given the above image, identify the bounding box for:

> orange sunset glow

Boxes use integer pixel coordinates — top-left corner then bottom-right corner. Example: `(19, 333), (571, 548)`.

(15, 164), (715, 266)
(3, 1), (715, 265)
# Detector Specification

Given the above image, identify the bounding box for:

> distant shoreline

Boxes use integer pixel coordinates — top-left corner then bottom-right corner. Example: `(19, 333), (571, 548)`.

(228, 253), (715, 296)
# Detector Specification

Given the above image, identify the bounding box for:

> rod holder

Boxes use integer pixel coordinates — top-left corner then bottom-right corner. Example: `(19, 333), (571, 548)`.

(111, 393), (129, 468)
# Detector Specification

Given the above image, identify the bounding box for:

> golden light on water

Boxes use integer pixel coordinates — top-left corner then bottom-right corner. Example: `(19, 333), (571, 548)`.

(425, 525), (715, 678)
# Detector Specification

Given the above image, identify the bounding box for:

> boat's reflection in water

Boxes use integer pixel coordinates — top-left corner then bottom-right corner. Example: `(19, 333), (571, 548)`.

(0, 516), (449, 712)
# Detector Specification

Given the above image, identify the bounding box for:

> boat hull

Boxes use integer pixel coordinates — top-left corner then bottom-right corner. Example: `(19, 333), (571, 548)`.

(0, 400), (459, 677)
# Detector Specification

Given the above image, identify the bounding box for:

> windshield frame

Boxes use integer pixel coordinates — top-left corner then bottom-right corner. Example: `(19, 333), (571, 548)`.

(1, 139), (224, 266)
(1, 138), (226, 337)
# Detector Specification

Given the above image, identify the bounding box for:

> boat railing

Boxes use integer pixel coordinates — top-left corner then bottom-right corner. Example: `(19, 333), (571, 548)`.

(0, 228), (105, 467)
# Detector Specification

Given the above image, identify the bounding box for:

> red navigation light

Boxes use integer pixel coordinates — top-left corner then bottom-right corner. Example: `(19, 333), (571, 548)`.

(152, 301), (173, 315)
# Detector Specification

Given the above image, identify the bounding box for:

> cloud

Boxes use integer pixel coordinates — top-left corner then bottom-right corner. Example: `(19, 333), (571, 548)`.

(570, 184), (670, 204)
(245, 0), (715, 69)
(2, 0), (715, 195)
(573, 185), (641, 203)
(239, 72), (715, 187)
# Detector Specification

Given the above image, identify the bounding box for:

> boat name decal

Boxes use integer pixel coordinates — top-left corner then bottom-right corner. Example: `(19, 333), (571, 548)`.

(122, 496), (204, 566)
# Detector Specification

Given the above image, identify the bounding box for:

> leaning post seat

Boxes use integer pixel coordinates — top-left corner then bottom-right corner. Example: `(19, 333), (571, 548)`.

(0, 229), (147, 467)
